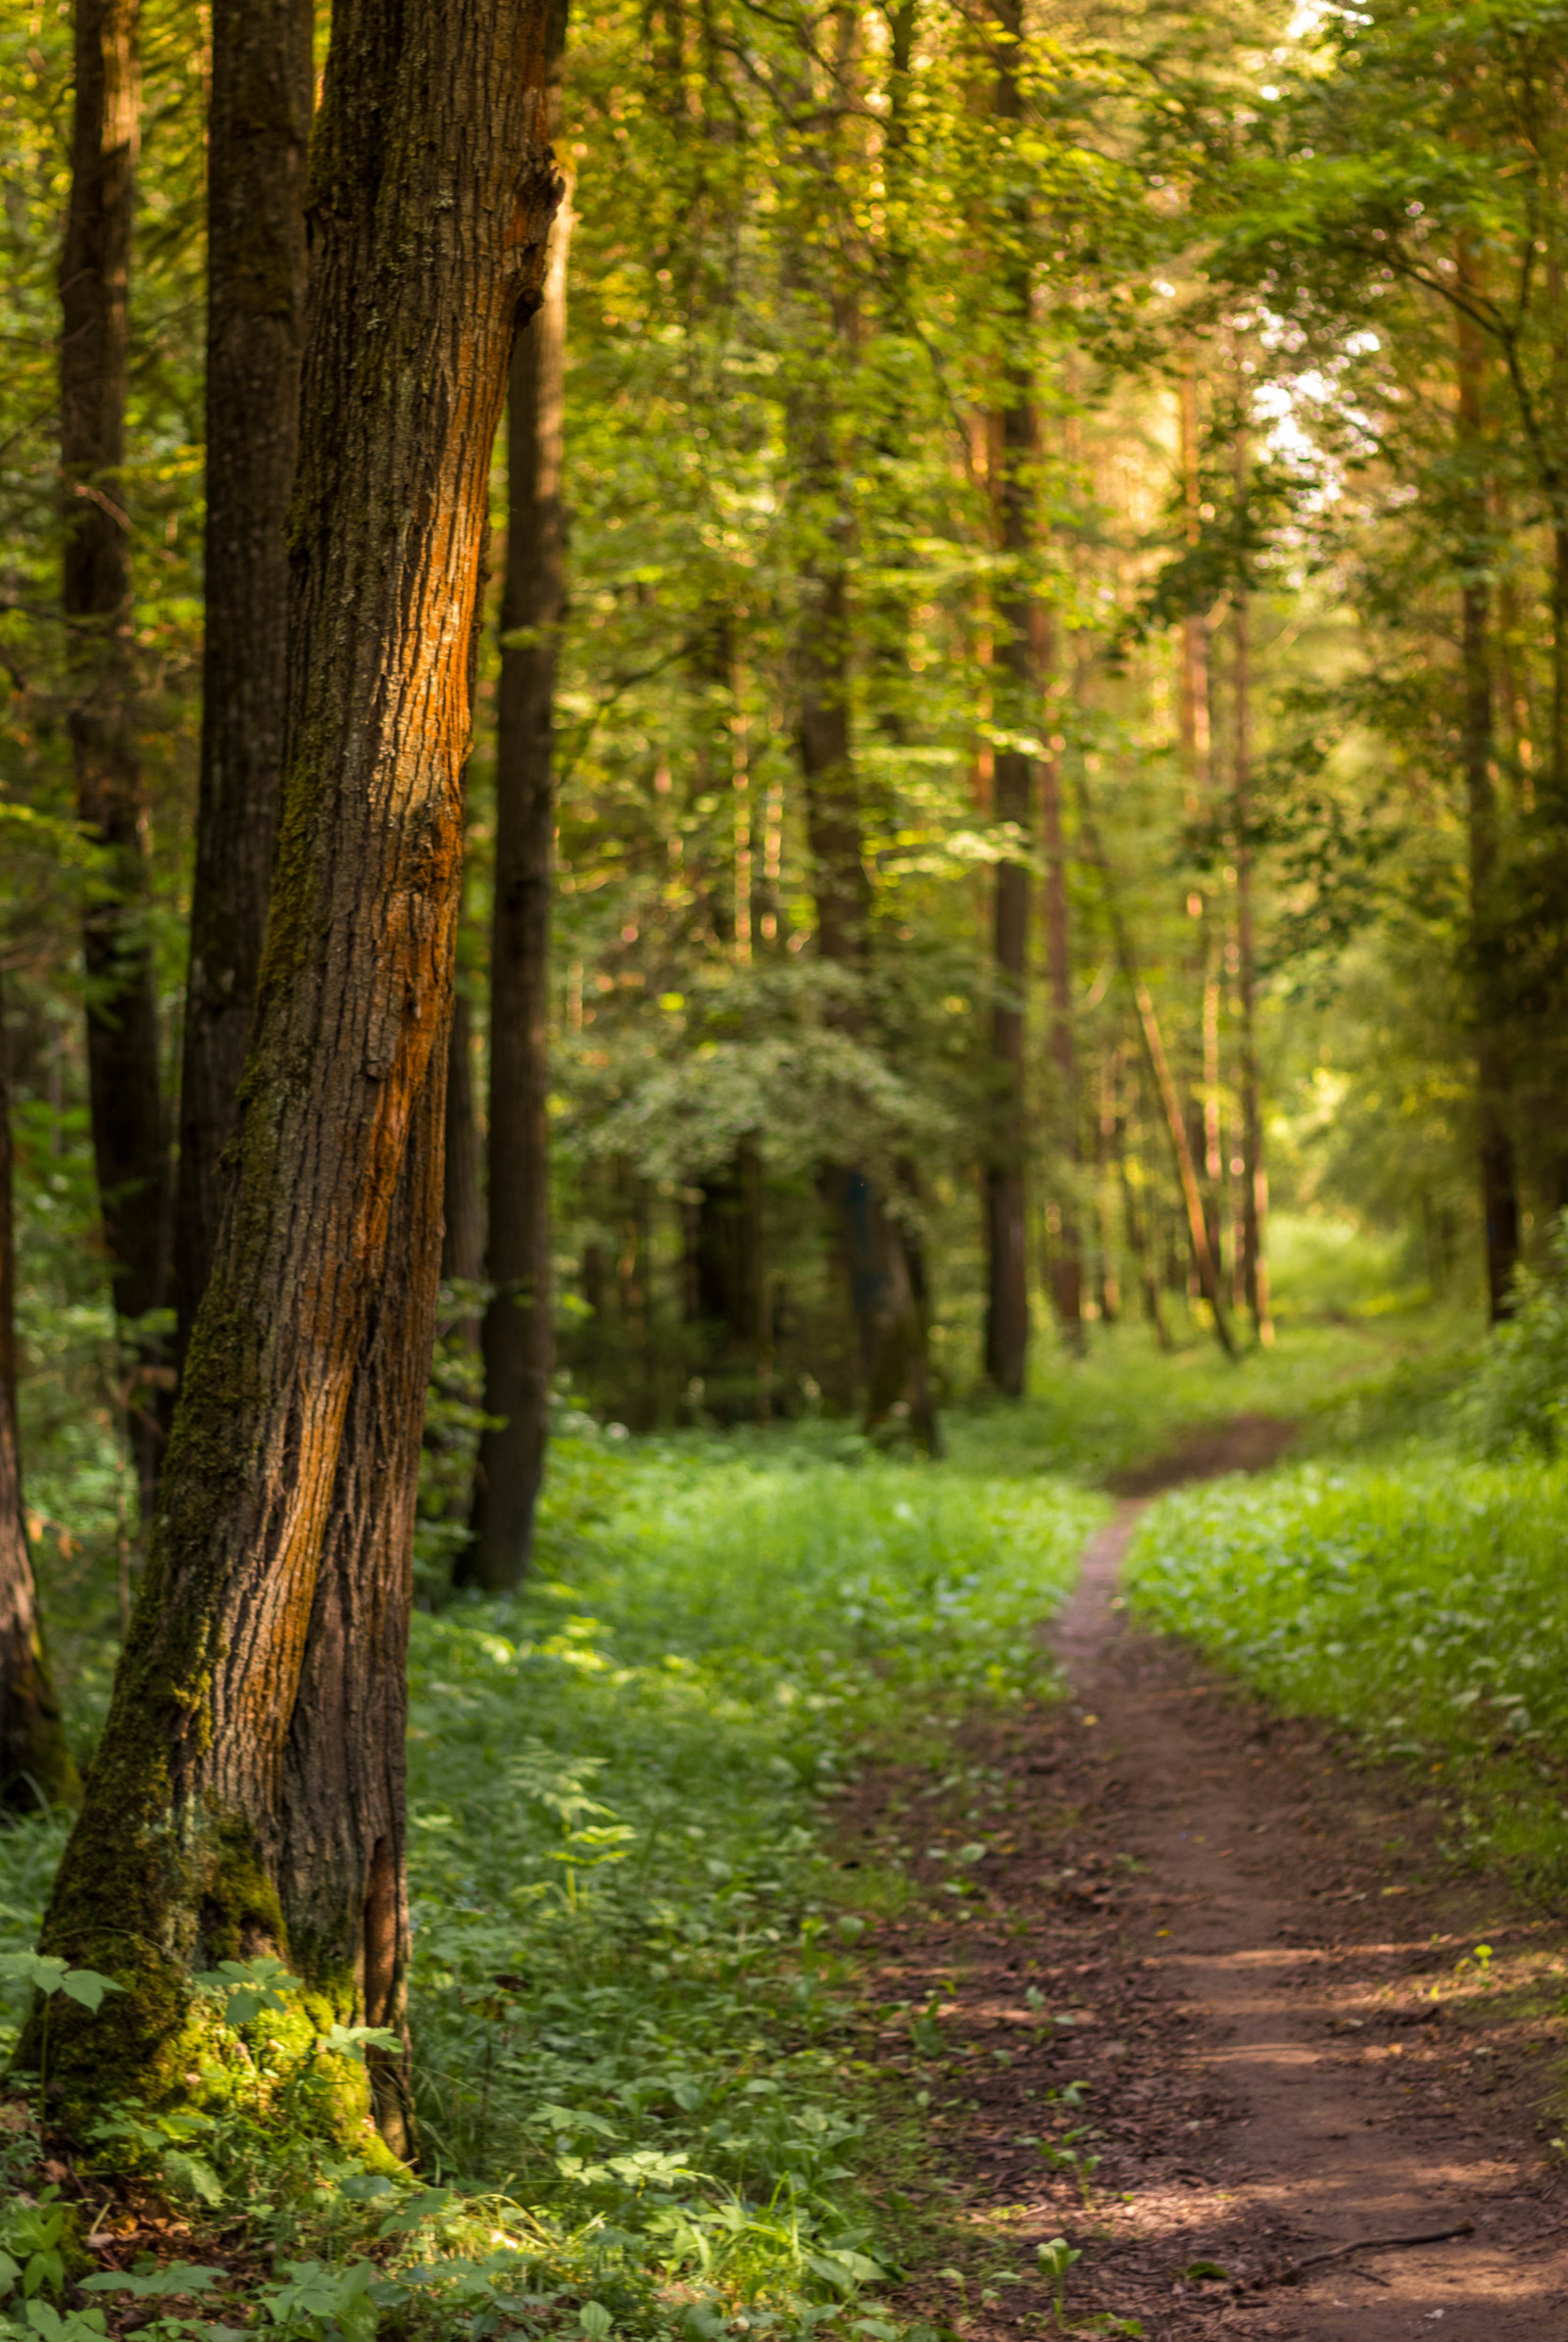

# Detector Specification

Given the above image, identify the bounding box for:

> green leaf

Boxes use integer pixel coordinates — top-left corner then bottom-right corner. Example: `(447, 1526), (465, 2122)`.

(81, 2265), (222, 2300)
(579, 2303), (613, 2339)
(160, 2151), (224, 2208)
(56, 1970), (122, 2013)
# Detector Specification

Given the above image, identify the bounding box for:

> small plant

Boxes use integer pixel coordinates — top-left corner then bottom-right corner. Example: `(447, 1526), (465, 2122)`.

(1037, 2236), (1082, 2325)
(0, 1954), (121, 2102)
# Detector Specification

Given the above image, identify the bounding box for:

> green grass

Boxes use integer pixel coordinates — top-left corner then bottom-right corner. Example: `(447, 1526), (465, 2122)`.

(0, 1435), (1100, 2340)
(1128, 1448), (1568, 1887)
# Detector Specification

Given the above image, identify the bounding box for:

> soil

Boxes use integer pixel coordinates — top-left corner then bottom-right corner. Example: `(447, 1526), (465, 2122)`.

(856, 1418), (1568, 2339)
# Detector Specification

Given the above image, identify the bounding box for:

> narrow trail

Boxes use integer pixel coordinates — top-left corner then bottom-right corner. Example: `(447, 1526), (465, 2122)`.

(861, 1420), (1568, 2340)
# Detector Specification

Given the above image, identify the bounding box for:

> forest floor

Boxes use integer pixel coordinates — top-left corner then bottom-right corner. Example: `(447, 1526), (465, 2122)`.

(852, 1417), (1568, 2341)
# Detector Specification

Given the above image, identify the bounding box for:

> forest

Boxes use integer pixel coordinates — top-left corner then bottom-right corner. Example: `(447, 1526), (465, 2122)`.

(4, 0), (1568, 2331)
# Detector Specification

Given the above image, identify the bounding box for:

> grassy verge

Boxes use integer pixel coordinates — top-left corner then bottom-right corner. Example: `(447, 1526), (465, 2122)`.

(0, 1439), (1100, 2341)
(1127, 1447), (1568, 1890)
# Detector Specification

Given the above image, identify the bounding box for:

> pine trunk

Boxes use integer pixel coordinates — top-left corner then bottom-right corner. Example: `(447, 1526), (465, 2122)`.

(175, 0), (313, 1361)
(0, 979), (80, 1816)
(61, 0), (170, 1510)
(468, 19), (569, 1591)
(983, 0), (1031, 1396)
(34, 0), (560, 2109)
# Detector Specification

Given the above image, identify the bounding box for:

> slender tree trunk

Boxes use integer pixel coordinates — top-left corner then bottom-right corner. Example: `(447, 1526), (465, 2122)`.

(983, 0), (1032, 1395)
(34, 0), (560, 2109)
(1456, 262), (1519, 1320)
(468, 15), (569, 1591)
(61, 0), (170, 1512)
(0, 978), (80, 1816)
(1230, 542), (1272, 1344)
(442, 986), (485, 1301)
(175, 0), (313, 1364)
(1074, 777), (1236, 1358)
(795, 505), (938, 1450)
(691, 1133), (769, 1422)
(1040, 731), (1082, 1344)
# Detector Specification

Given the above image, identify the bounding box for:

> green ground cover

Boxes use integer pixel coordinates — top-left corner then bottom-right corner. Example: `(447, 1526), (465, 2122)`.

(0, 1440), (1100, 2341)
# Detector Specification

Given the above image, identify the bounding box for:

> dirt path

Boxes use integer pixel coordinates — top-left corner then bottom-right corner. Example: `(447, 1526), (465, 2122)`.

(861, 1421), (1568, 2339)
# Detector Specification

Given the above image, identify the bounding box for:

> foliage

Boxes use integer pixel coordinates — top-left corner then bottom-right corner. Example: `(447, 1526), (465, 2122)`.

(1457, 1212), (1568, 1456)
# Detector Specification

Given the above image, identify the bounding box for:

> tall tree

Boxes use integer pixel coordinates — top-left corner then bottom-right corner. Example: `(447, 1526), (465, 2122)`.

(467, 0), (570, 1592)
(1457, 264), (1521, 1320)
(174, 0), (314, 1359)
(33, 0), (560, 2108)
(0, 975), (79, 1815)
(61, 0), (170, 1508)
(982, 0), (1032, 1396)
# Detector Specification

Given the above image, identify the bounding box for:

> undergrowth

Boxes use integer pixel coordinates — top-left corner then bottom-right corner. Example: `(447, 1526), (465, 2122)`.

(0, 1439), (1101, 2341)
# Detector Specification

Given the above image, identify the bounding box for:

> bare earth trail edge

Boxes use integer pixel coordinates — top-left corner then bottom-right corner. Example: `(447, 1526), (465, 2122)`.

(855, 1417), (1568, 2340)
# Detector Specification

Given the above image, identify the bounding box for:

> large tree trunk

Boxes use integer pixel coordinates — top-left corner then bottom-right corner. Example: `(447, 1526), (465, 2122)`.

(0, 978), (80, 1816)
(279, 1056), (446, 2160)
(175, 0), (313, 1365)
(467, 16), (569, 1592)
(982, 0), (1032, 1397)
(61, 0), (170, 1512)
(34, 0), (560, 2110)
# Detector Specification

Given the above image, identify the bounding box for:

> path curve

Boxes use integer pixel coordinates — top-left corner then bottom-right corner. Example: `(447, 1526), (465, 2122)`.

(864, 1418), (1568, 2342)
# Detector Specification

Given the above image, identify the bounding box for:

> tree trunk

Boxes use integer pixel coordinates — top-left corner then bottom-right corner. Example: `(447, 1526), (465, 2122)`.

(1230, 536), (1272, 1345)
(61, 0), (170, 1512)
(1040, 730), (1082, 1343)
(468, 15), (569, 1591)
(175, 0), (313, 1364)
(691, 1133), (769, 1422)
(983, 0), (1031, 1396)
(0, 977), (80, 1816)
(441, 983), (485, 1348)
(794, 476), (937, 1450)
(279, 1055), (445, 2161)
(34, 0), (560, 2110)
(1456, 262), (1519, 1321)
(1074, 777), (1236, 1358)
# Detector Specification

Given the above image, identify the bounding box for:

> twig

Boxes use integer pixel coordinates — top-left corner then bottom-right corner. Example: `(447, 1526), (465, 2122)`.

(1258, 2220), (1474, 2289)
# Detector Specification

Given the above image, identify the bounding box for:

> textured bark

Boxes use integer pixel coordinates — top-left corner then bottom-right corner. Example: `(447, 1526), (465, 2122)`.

(61, 0), (170, 1509)
(467, 30), (569, 1590)
(279, 1052), (446, 2159)
(175, 0), (313, 1362)
(35, 0), (559, 2106)
(0, 980), (80, 1816)
(982, 0), (1031, 1397)
(1456, 276), (1520, 1322)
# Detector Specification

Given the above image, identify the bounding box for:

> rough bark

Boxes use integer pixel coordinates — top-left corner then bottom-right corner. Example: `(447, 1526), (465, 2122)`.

(0, 978), (80, 1816)
(279, 1052), (446, 2160)
(61, 0), (170, 1510)
(1455, 277), (1519, 1322)
(982, 0), (1031, 1397)
(34, 0), (560, 2108)
(467, 17), (569, 1591)
(175, 0), (314, 1363)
